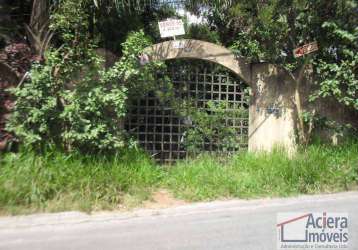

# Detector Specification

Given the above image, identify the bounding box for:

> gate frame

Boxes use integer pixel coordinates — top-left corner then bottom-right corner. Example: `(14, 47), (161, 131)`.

(144, 39), (297, 153)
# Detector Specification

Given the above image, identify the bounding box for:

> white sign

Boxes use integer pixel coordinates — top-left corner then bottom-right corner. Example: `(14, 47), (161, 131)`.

(158, 19), (185, 38)
(172, 40), (186, 49)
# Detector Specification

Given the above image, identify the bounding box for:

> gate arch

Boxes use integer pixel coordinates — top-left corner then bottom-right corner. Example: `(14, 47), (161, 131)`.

(126, 58), (249, 163)
(141, 39), (298, 154)
(143, 39), (252, 84)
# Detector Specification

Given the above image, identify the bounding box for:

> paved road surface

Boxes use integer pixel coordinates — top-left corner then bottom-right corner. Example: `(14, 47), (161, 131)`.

(0, 192), (357, 250)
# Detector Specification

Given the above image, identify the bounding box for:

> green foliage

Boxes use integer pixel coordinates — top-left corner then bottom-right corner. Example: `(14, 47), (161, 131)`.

(7, 0), (121, 153)
(302, 111), (357, 142)
(90, 0), (177, 53)
(185, 24), (221, 44)
(106, 30), (168, 98)
(50, 0), (90, 43)
(180, 100), (248, 154)
(8, 48), (129, 153)
(230, 32), (265, 61)
(312, 56), (358, 109)
(196, 0), (358, 111)
(165, 142), (358, 200)
(0, 149), (161, 214)
(6, 0), (164, 154)
(7, 28), (167, 153)
(1, 142), (357, 214)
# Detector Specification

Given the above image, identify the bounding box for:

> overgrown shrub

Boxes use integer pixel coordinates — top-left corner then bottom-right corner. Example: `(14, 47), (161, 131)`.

(7, 6), (124, 152)
(181, 100), (248, 154)
(6, 0), (164, 154)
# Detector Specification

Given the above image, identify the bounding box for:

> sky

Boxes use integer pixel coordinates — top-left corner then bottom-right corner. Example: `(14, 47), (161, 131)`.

(157, 0), (205, 25)
(176, 8), (206, 24)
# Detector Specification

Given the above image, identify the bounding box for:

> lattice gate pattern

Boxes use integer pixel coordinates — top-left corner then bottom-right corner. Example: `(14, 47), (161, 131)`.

(125, 61), (249, 164)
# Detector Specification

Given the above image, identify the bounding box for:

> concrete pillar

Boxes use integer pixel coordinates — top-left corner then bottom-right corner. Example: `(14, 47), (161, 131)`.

(248, 63), (297, 153)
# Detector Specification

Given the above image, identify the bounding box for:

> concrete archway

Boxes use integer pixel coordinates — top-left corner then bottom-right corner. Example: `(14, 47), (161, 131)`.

(143, 39), (297, 153)
(143, 39), (252, 84)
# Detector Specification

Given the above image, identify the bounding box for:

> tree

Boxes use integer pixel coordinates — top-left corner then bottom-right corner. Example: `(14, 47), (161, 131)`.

(1, 0), (179, 152)
(6, 0), (168, 153)
(25, 0), (53, 59)
(189, 0), (358, 143)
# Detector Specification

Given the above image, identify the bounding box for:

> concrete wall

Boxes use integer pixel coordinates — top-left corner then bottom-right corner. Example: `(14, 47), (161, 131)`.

(145, 40), (300, 152)
(144, 39), (356, 153)
(298, 70), (358, 144)
(248, 63), (297, 152)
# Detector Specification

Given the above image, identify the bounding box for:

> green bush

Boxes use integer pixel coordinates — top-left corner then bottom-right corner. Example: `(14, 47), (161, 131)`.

(176, 100), (248, 154)
(7, 5), (164, 153)
(8, 49), (128, 153)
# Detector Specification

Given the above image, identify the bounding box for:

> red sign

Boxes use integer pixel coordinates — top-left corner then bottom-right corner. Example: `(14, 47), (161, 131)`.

(293, 42), (318, 58)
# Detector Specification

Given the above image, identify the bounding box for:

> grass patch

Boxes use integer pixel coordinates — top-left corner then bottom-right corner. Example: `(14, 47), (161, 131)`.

(0, 150), (163, 215)
(164, 143), (358, 200)
(0, 143), (357, 215)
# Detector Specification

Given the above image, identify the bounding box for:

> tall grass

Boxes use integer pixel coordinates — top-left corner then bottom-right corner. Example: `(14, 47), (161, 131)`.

(0, 150), (162, 214)
(0, 142), (357, 215)
(164, 143), (358, 201)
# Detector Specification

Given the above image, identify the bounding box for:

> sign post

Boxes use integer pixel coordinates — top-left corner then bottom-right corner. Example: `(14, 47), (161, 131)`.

(292, 41), (318, 144)
(158, 19), (185, 39)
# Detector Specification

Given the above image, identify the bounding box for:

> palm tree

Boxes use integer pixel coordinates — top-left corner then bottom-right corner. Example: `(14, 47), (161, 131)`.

(25, 0), (53, 58)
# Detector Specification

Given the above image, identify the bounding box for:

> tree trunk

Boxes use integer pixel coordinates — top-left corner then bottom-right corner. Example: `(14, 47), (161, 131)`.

(26, 0), (51, 57)
(30, 0), (49, 32)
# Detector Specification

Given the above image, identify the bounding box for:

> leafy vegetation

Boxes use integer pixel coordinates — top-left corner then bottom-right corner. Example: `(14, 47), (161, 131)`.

(0, 0), (357, 216)
(190, 0), (358, 143)
(7, 5), (165, 153)
(165, 143), (358, 200)
(1, 142), (357, 215)
(0, 149), (162, 214)
(6, 4), (127, 153)
(2, 0), (357, 150)
(180, 100), (248, 154)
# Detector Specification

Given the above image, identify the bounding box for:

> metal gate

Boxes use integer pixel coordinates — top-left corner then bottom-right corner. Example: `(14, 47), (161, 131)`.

(125, 60), (249, 163)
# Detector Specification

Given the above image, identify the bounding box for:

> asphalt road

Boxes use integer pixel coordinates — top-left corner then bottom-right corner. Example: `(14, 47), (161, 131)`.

(0, 192), (357, 250)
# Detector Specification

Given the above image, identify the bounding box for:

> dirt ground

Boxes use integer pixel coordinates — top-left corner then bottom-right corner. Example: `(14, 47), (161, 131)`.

(143, 189), (187, 209)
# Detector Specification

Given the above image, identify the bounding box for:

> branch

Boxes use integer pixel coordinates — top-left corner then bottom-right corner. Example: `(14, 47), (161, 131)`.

(17, 72), (30, 88)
